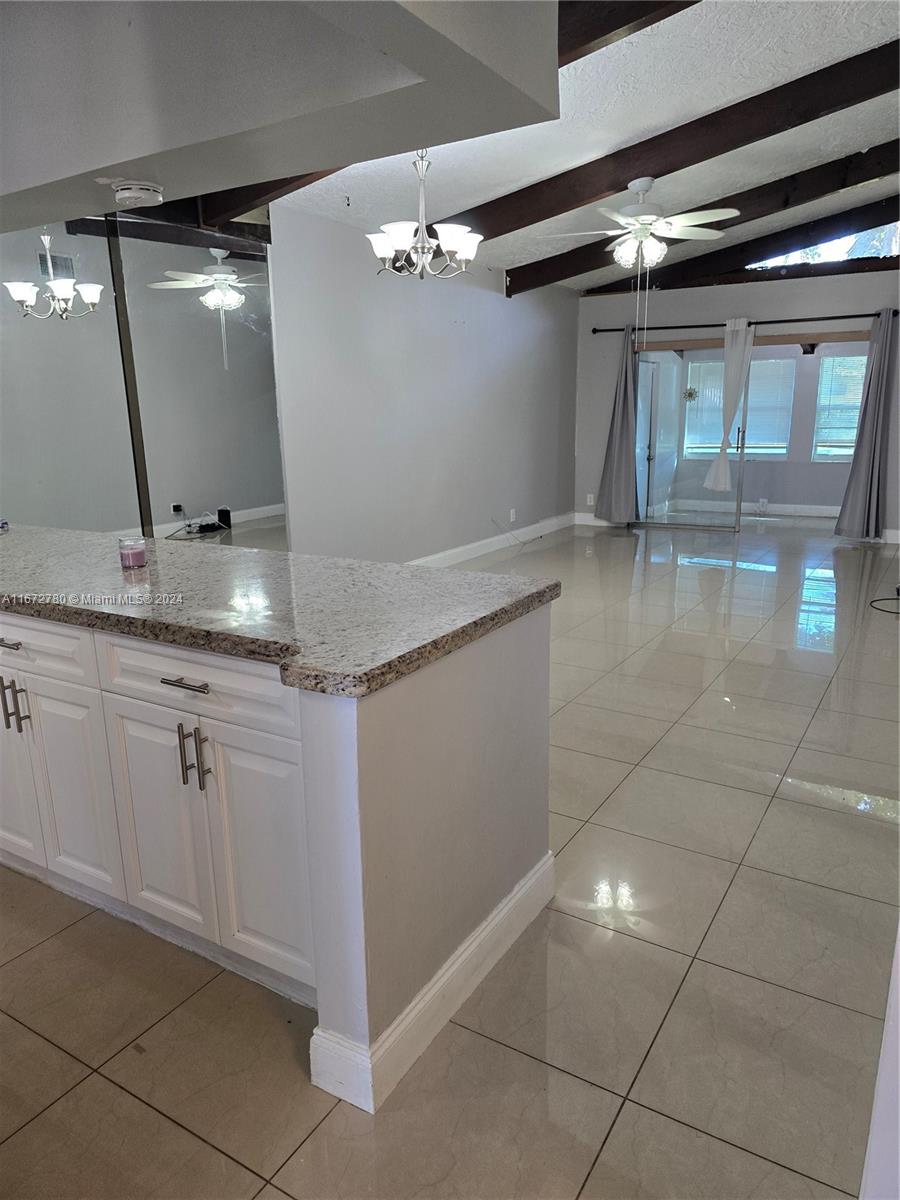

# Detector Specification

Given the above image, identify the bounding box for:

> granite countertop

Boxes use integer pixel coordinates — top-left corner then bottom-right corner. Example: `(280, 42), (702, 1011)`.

(0, 527), (560, 697)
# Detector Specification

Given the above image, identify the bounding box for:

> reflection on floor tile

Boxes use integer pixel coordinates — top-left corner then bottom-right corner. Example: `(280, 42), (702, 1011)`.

(801, 709), (899, 766)
(101, 972), (336, 1177)
(645, 629), (749, 661)
(745, 798), (900, 903)
(700, 866), (898, 1017)
(550, 637), (634, 672)
(821, 676), (899, 721)
(642, 724), (792, 796)
(0, 865), (93, 968)
(631, 961), (882, 1194)
(582, 1102), (848, 1200)
(577, 673), (701, 722)
(570, 615), (667, 648)
(592, 767), (768, 862)
(549, 812), (583, 855)
(0, 1011), (88, 1142)
(273, 1023), (619, 1200)
(734, 641), (841, 675)
(710, 661), (829, 707)
(777, 748), (899, 823)
(0, 910), (220, 1066)
(0, 1074), (260, 1199)
(549, 748), (631, 820)
(550, 704), (670, 763)
(552, 823), (735, 954)
(454, 910), (688, 1092)
(680, 690), (814, 746)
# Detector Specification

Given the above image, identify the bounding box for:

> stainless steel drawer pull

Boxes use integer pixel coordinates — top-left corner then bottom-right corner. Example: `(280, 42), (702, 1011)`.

(161, 675), (211, 695)
(0, 639), (23, 651)
(193, 727), (212, 791)
(8, 680), (29, 734)
(176, 722), (197, 786)
(0, 676), (12, 731)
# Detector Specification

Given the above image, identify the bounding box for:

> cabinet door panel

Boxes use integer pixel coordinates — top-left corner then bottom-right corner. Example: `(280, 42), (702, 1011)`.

(204, 719), (313, 983)
(104, 694), (218, 941)
(0, 697), (45, 866)
(23, 673), (125, 899)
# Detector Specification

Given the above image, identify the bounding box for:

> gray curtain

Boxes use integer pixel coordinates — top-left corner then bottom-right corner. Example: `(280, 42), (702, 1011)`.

(836, 307), (897, 540)
(595, 326), (638, 524)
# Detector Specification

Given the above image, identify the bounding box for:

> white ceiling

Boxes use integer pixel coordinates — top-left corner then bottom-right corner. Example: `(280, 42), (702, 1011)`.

(285, 0), (899, 292)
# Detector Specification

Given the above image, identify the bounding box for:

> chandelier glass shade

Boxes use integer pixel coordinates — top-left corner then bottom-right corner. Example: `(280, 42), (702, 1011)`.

(199, 283), (246, 311)
(366, 150), (482, 279)
(2, 235), (103, 319)
(612, 230), (668, 271)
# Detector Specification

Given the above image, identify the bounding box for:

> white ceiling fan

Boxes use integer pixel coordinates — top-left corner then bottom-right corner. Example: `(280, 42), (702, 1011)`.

(147, 248), (268, 369)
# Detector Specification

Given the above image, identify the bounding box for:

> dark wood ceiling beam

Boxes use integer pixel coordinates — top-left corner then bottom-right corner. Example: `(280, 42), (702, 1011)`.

(557, 2), (699, 66)
(444, 39), (899, 240)
(506, 140), (900, 295)
(583, 196), (900, 293)
(197, 169), (339, 227)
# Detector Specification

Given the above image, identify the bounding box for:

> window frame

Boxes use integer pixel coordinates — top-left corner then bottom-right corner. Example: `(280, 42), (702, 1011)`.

(811, 350), (868, 463)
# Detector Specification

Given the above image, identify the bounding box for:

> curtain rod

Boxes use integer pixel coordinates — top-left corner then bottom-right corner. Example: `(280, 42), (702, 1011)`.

(590, 310), (898, 334)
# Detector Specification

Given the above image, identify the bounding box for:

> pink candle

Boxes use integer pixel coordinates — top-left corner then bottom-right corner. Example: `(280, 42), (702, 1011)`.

(119, 537), (146, 569)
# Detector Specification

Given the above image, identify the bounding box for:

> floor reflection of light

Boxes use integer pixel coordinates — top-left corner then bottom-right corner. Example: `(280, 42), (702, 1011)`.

(230, 589), (271, 615)
(593, 879), (636, 911)
(677, 555), (776, 573)
(793, 568), (837, 650)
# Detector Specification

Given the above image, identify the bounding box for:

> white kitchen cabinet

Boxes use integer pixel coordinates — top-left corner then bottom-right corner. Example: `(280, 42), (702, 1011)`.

(204, 718), (314, 984)
(0, 678), (45, 866)
(103, 692), (219, 941)
(22, 672), (126, 899)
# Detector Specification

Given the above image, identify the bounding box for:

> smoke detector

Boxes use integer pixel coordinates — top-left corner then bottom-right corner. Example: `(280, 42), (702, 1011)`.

(112, 181), (164, 209)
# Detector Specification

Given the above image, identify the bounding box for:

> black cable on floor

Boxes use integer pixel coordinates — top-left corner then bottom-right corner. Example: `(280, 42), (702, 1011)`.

(868, 597), (900, 616)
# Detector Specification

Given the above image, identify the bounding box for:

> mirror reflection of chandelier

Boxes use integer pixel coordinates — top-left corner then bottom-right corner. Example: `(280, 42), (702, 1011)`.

(365, 150), (483, 280)
(2, 235), (103, 320)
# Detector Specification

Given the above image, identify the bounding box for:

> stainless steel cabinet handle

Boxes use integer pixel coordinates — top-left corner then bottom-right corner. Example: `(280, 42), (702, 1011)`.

(0, 639), (22, 651)
(176, 722), (197, 786)
(0, 676), (12, 731)
(8, 680), (29, 734)
(161, 675), (211, 695)
(192, 727), (212, 791)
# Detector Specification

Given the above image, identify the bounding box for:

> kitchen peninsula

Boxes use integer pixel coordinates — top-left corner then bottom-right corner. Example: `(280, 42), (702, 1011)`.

(0, 527), (559, 1111)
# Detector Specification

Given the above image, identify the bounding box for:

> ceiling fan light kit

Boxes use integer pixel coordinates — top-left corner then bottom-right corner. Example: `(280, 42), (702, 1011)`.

(366, 150), (482, 279)
(2, 234), (103, 320)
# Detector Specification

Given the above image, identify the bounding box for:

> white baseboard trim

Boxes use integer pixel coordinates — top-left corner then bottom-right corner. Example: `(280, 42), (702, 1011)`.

(310, 852), (555, 1113)
(574, 512), (613, 526)
(409, 514), (574, 568)
(883, 529), (900, 544)
(151, 502), (286, 539)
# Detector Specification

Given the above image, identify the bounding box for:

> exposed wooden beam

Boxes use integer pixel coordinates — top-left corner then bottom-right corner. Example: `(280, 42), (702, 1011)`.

(583, 198), (900, 294)
(64, 216), (267, 262)
(444, 40), (899, 241)
(557, 2), (698, 67)
(506, 140), (900, 295)
(642, 256), (899, 289)
(198, 170), (338, 227)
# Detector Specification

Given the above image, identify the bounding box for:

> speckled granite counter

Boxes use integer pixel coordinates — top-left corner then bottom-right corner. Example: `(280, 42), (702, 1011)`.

(0, 527), (560, 697)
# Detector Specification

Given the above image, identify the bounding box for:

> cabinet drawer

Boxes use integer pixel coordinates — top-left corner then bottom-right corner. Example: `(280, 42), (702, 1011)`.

(95, 634), (300, 738)
(0, 614), (98, 686)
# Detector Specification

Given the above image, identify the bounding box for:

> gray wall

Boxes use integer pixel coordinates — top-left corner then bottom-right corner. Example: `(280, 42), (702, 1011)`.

(269, 204), (577, 563)
(577, 272), (900, 533)
(0, 224), (141, 532)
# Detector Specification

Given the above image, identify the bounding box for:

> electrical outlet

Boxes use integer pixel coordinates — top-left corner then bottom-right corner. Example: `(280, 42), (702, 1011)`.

(586, 493), (594, 507)
(171, 502), (183, 515)
(509, 508), (516, 523)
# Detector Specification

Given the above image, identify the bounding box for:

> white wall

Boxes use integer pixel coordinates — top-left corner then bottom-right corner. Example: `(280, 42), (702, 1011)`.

(576, 272), (900, 532)
(269, 204), (577, 563)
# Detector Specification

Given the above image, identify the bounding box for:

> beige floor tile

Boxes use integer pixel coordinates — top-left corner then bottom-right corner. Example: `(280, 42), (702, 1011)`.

(101, 971), (335, 1177)
(550, 813), (583, 854)
(802, 710), (899, 766)
(591, 767), (768, 862)
(680, 690), (814, 747)
(601, 598), (691, 626)
(837, 650), (899, 686)
(582, 1102), (848, 1200)
(700, 866), (898, 1018)
(645, 629), (748, 661)
(0, 911), (220, 1066)
(570, 616), (667, 648)
(710, 661), (829, 707)
(821, 676), (899, 721)
(670, 611), (767, 639)
(550, 704), (670, 764)
(734, 641), (841, 675)
(549, 748), (631, 820)
(642, 725), (792, 796)
(777, 748), (899, 823)
(744, 799), (900, 904)
(549, 662), (604, 702)
(613, 647), (729, 689)
(255, 1189), (294, 1200)
(549, 697), (566, 716)
(273, 1022), (619, 1200)
(552, 824), (735, 954)
(454, 910), (688, 1093)
(750, 617), (849, 656)
(577, 674), (701, 722)
(0, 866), (93, 968)
(550, 637), (634, 672)
(631, 961), (882, 1194)
(0, 1012), (88, 1142)
(0, 1074), (259, 1199)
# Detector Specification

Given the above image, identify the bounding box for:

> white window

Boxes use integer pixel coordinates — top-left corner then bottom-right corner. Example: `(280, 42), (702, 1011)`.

(683, 358), (795, 457)
(813, 355), (867, 461)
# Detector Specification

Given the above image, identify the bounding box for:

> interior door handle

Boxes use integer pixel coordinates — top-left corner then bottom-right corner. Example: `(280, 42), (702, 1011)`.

(192, 727), (212, 791)
(177, 722), (197, 786)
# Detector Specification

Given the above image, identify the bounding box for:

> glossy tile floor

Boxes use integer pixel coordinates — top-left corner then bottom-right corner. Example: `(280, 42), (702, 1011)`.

(0, 525), (897, 1199)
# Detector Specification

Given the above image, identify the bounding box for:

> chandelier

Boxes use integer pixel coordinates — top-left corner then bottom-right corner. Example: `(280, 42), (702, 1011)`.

(2, 234), (103, 319)
(366, 150), (482, 279)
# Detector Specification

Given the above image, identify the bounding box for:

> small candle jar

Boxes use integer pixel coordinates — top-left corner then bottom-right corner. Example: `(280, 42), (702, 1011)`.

(119, 536), (146, 569)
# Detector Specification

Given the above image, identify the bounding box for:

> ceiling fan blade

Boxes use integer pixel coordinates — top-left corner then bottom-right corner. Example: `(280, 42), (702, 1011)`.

(666, 226), (725, 240)
(163, 270), (210, 282)
(604, 235), (631, 250)
(538, 229), (626, 239)
(148, 280), (211, 288)
(665, 208), (740, 226)
(234, 272), (266, 282)
(234, 281), (269, 287)
(596, 208), (633, 227)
